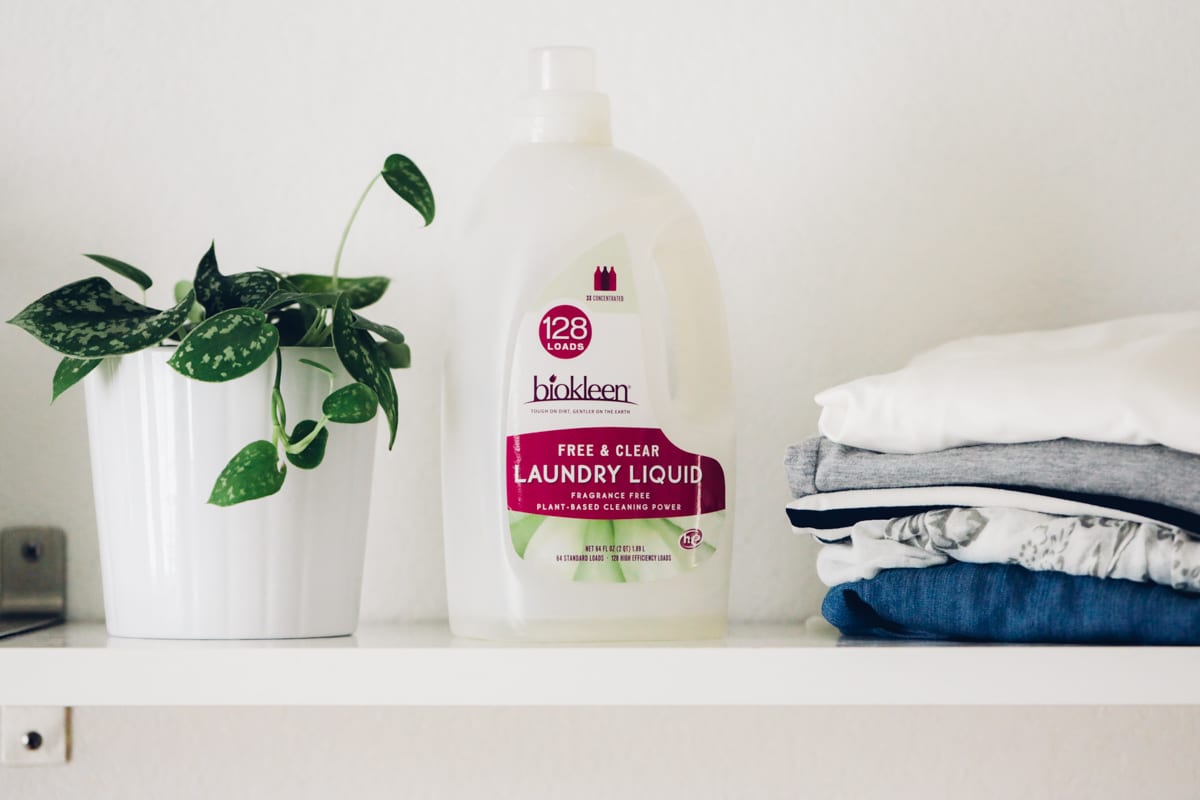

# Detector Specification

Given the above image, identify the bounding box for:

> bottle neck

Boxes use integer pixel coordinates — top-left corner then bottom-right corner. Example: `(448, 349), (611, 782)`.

(513, 91), (612, 145)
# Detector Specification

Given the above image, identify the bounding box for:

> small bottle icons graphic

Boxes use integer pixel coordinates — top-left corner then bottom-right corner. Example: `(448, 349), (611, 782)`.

(593, 266), (618, 292)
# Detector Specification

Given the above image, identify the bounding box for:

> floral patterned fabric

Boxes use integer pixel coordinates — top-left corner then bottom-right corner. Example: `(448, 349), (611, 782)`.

(806, 507), (1200, 592)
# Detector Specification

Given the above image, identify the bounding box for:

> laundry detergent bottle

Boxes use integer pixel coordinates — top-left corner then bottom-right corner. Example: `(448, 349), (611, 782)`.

(442, 47), (735, 641)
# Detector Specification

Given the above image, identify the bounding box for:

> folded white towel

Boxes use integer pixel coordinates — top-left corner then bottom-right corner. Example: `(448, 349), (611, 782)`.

(816, 311), (1200, 455)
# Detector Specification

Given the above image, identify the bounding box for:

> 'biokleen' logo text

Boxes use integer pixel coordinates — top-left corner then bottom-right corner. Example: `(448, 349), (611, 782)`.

(529, 374), (633, 404)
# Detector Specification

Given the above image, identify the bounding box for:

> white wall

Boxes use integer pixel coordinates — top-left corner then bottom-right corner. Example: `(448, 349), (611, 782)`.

(1, 706), (1199, 800)
(4, 0), (1200, 626)
(2, 1), (1199, 797)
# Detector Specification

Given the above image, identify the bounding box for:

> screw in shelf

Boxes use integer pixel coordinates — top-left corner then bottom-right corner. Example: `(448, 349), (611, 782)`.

(2, 707), (68, 766)
(19, 542), (42, 563)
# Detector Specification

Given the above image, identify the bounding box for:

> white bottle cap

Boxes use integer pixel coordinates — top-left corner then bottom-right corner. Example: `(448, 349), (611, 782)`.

(515, 47), (612, 145)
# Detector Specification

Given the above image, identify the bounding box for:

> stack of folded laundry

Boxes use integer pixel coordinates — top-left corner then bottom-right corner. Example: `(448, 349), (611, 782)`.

(785, 311), (1200, 643)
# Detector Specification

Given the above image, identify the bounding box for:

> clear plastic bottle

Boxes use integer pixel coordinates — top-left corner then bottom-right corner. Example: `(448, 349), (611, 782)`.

(442, 47), (735, 641)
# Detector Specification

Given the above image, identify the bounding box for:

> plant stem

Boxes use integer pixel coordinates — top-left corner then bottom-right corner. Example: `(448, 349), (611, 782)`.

(284, 415), (330, 454)
(296, 315), (329, 347)
(332, 172), (381, 291)
(270, 350), (285, 449)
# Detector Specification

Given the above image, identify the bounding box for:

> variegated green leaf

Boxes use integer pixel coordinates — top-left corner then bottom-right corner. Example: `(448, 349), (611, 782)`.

(381, 153), (435, 226)
(84, 254), (152, 291)
(286, 274), (389, 309)
(323, 382), (378, 423)
(174, 280), (204, 323)
(52, 356), (101, 402)
(332, 294), (397, 447)
(168, 307), (280, 382)
(286, 419), (328, 469)
(379, 341), (411, 369)
(192, 243), (278, 315)
(191, 243), (226, 313)
(208, 440), (286, 506)
(351, 313), (404, 343)
(7, 277), (195, 358)
(257, 289), (340, 311)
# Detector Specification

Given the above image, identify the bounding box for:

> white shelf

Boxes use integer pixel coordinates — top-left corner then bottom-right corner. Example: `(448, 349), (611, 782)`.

(2, 620), (1199, 706)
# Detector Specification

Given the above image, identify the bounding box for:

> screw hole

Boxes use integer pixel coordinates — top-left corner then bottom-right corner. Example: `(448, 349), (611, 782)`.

(22, 731), (43, 751)
(20, 542), (42, 563)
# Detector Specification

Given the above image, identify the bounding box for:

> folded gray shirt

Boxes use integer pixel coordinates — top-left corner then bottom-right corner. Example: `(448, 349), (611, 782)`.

(784, 437), (1200, 517)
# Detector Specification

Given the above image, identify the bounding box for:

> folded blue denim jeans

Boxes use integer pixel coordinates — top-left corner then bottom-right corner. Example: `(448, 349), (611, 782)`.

(822, 562), (1200, 644)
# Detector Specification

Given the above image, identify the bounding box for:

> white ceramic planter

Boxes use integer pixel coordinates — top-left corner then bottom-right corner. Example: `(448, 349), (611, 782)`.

(83, 348), (378, 639)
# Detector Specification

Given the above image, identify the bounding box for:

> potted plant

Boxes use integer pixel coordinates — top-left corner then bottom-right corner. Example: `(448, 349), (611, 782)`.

(7, 154), (434, 639)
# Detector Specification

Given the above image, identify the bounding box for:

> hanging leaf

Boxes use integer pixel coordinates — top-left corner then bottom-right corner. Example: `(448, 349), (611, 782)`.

(379, 341), (411, 369)
(286, 274), (389, 309)
(168, 307), (280, 382)
(52, 356), (102, 402)
(7, 277), (195, 358)
(208, 440), (287, 506)
(84, 254), (153, 291)
(286, 419), (328, 469)
(351, 312), (404, 344)
(332, 294), (398, 447)
(192, 243), (278, 316)
(381, 153), (435, 226)
(323, 382), (378, 423)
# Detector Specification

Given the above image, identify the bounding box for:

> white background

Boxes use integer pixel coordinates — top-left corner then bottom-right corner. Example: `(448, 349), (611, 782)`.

(2, 0), (1199, 797)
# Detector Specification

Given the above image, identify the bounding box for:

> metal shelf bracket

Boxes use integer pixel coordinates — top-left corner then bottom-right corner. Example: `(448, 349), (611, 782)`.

(0, 527), (66, 640)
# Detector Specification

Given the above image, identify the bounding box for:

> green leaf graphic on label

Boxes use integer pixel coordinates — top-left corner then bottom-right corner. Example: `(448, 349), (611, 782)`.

(7, 277), (195, 358)
(510, 511), (713, 583)
(381, 153), (435, 226)
(574, 519), (625, 583)
(168, 307), (280, 382)
(51, 356), (101, 402)
(611, 518), (714, 582)
(323, 382), (378, 423)
(509, 511), (546, 559)
(286, 419), (328, 469)
(332, 294), (397, 447)
(521, 516), (587, 581)
(209, 440), (286, 506)
(84, 254), (152, 291)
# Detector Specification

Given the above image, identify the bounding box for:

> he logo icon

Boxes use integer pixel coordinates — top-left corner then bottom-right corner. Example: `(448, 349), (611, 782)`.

(592, 266), (618, 292)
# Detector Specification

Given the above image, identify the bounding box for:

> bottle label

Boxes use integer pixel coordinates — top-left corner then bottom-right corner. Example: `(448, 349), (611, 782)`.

(505, 236), (727, 582)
